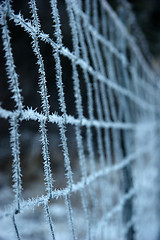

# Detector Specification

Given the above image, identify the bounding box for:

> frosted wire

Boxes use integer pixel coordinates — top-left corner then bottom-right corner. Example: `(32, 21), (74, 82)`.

(0, 0), (160, 239)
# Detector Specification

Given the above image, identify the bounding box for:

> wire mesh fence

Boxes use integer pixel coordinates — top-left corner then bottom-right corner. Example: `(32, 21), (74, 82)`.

(0, 0), (160, 239)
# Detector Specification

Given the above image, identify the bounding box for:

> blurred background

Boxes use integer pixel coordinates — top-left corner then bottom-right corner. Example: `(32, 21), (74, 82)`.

(0, 0), (160, 199)
(128, 0), (160, 60)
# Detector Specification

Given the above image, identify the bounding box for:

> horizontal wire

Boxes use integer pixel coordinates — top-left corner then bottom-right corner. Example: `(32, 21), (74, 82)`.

(7, 12), (159, 111)
(0, 145), (149, 220)
(0, 106), (157, 130)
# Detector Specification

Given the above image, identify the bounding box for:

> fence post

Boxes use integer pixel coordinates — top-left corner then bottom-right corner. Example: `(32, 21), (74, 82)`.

(121, 130), (135, 240)
(155, 100), (160, 239)
(117, 2), (135, 239)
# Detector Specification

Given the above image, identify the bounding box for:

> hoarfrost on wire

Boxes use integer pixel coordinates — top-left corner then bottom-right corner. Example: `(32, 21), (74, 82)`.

(0, 0), (160, 239)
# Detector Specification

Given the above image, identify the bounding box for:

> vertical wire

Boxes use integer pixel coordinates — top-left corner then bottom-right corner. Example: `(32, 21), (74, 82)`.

(65, 1), (91, 239)
(29, 0), (50, 118)
(44, 202), (56, 240)
(13, 214), (21, 240)
(73, 1), (99, 235)
(65, 194), (77, 240)
(1, 1), (23, 213)
(50, 0), (73, 191)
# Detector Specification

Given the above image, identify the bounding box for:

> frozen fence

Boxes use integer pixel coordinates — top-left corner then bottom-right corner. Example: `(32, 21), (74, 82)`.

(0, 0), (160, 239)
